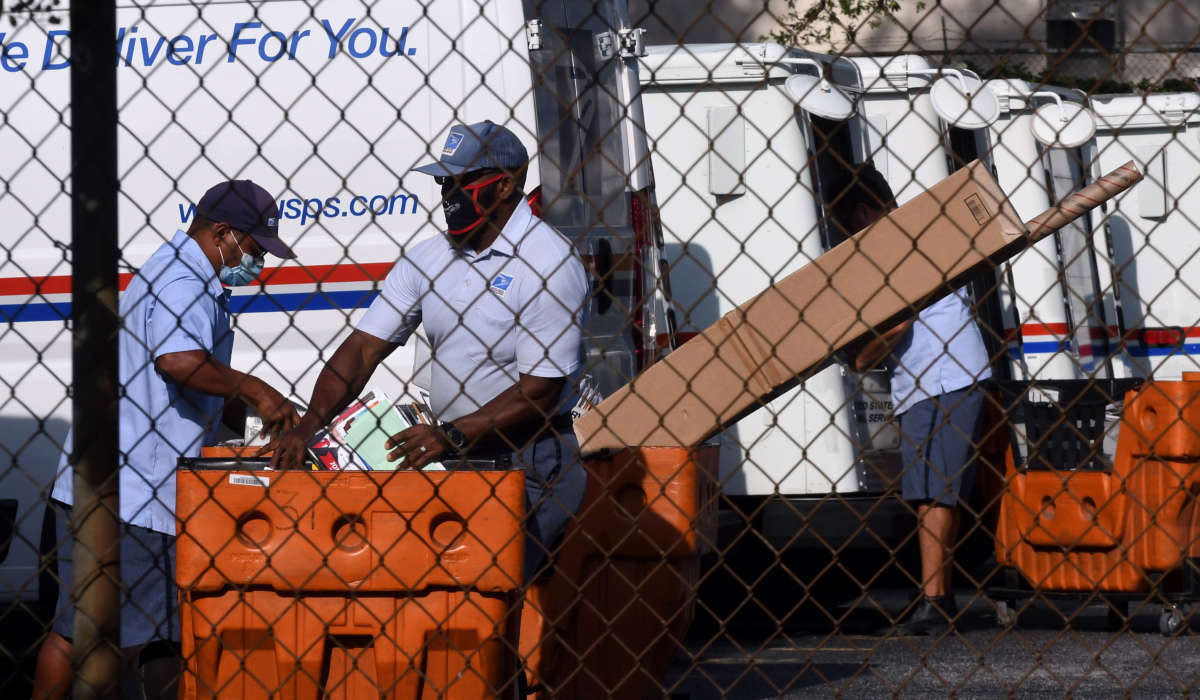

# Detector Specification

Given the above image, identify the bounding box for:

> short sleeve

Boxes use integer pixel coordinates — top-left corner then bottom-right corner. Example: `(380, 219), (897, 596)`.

(146, 279), (217, 359)
(516, 255), (588, 377)
(357, 256), (423, 344)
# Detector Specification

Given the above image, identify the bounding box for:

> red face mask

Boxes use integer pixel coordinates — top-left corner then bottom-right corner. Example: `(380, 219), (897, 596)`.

(441, 172), (506, 235)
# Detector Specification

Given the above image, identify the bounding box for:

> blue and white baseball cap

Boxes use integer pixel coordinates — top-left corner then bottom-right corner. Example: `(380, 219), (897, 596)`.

(414, 120), (529, 177)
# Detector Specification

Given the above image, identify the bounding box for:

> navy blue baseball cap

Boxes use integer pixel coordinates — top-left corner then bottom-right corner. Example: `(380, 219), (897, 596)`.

(414, 121), (529, 177)
(197, 180), (296, 259)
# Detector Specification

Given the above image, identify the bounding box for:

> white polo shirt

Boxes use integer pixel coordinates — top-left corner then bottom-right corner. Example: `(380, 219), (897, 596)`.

(357, 199), (588, 422)
(890, 288), (992, 416)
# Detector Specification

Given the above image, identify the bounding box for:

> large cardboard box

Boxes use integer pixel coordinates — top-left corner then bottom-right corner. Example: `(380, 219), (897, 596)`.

(575, 160), (1027, 452)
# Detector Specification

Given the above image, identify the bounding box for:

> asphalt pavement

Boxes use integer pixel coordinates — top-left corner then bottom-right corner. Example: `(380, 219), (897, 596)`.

(664, 588), (1200, 698)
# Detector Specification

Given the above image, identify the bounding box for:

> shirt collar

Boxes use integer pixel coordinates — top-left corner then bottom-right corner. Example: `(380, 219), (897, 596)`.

(492, 198), (535, 257)
(455, 198), (535, 261)
(169, 229), (224, 297)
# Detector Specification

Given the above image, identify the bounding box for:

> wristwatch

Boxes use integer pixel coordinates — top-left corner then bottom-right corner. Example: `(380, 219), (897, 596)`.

(439, 422), (468, 453)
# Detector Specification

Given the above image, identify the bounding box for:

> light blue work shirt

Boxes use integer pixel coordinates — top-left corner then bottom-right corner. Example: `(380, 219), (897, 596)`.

(890, 288), (992, 416)
(356, 198), (588, 422)
(53, 230), (233, 534)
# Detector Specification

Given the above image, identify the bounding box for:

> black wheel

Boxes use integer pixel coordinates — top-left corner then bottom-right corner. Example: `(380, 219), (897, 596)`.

(1159, 605), (1185, 637)
(995, 599), (1019, 627)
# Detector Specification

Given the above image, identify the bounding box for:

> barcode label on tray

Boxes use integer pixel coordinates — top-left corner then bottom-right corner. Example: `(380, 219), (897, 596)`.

(229, 474), (270, 488)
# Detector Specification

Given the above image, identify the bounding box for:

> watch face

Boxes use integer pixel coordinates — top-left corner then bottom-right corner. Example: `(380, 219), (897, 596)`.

(444, 424), (467, 450)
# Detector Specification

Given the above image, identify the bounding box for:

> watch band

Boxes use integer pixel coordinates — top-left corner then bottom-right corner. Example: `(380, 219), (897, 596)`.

(439, 421), (468, 452)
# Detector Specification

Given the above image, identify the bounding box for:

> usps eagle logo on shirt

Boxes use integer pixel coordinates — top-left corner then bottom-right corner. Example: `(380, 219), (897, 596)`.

(489, 273), (514, 297)
(442, 132), (465, 156)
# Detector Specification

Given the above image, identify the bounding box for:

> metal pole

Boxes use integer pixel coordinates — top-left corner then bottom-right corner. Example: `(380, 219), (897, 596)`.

(70, 2), (121, 699)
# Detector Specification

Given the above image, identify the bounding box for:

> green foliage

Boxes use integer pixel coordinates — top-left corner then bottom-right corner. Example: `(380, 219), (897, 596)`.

(766, 2), (1192, 96)
(3, 0), (63, 28)
(767, 0), (926, 49)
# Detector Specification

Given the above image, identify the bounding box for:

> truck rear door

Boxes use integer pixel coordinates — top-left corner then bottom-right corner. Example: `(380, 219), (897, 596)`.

(523, 0), (663, 399)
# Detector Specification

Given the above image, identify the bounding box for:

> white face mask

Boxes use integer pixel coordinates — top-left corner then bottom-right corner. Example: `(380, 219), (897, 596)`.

(218, 232), (265, 286)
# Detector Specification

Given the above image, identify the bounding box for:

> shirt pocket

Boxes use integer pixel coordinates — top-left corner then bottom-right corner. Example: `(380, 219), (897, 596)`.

(469, 295), (518, 362)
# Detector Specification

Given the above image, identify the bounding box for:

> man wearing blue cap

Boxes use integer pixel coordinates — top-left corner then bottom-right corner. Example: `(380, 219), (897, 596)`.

(270, 120), (589, 582)
(34, 180), (301, 700)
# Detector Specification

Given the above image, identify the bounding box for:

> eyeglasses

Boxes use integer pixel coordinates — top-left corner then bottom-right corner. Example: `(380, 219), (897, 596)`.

(434, 170), (505, 188)
(230, 229), (267, 260)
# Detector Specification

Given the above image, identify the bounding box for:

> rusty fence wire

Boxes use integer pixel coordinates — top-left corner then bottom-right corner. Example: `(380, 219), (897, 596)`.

(1, 0), (1200, 697)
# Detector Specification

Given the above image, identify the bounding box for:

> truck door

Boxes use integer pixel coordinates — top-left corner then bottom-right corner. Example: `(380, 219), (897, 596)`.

(523, 0), (662, 398)
(944, 126), (1013, 381)
(800, 111), (903, 494)
(1088, 92), (1200, 380)
(1042, 144), (1115, 378)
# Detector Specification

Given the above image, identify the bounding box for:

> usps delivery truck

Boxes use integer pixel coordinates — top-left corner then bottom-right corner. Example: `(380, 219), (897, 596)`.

(932, 79), (1114, 383)
(980, 80), (1099, 379)
(638, 45), (1004, 549)
(953, 87), (1200, 382)
(0, 0), (668, 604)
(643, 48), (1075, 552)
(850, 63), (1126, 383)
(1087, 92), (1200, 379)
(638, 43), (860, 509)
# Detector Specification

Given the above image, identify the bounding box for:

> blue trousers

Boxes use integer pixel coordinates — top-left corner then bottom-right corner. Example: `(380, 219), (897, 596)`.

(514, 430), (587, 582)
(48, 500), (179, 648)
(899, 386), (986, 507)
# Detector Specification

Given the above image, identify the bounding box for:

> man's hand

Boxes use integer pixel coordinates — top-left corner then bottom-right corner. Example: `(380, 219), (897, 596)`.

(246, 378), (300, 439)
(386, 425), (452, 469)
(855, 319), (914, 372)
(259, 329), (400, 469)
(262, 426), (313, 470)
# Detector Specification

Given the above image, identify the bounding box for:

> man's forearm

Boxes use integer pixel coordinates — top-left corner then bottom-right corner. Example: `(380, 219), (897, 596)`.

(156, 351), (268, 404)
(158, 350), (300, 439)
(855, 320), (913, 372)
(296, 330), (397, 436)
(296, 357), (371, 434)
(450, 375), (564, 449)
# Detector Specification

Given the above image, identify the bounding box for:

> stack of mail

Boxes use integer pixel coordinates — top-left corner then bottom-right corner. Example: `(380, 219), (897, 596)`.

(308, 388), (444, 471)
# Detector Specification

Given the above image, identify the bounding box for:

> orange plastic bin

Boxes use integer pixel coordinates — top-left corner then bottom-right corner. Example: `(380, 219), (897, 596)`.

(175, 458), (525, 699)
(994, 376), (1200, 596)
(519, 444), (719, 699)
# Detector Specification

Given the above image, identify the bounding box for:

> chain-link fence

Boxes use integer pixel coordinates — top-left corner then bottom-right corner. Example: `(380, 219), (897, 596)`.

(2, 0), (1200, 697)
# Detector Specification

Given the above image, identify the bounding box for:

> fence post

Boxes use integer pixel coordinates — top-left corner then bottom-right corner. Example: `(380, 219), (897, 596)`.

(70, 3), (121, 699)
